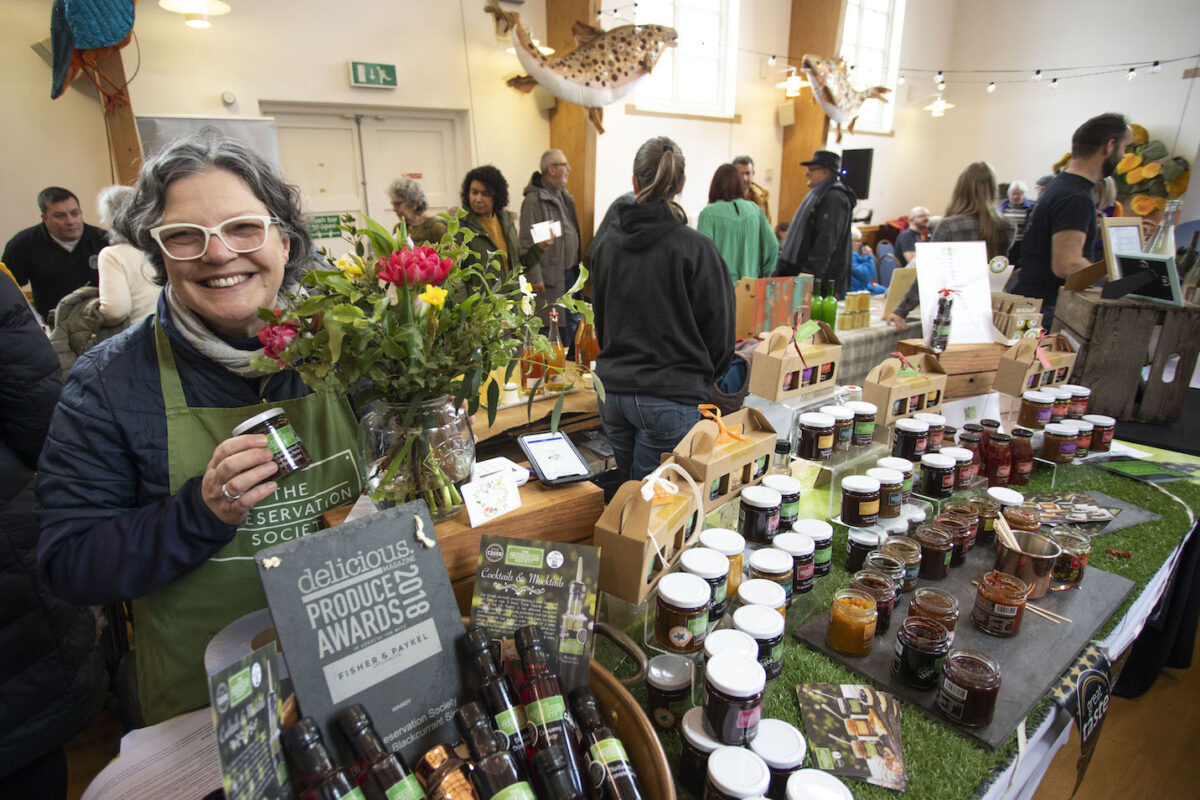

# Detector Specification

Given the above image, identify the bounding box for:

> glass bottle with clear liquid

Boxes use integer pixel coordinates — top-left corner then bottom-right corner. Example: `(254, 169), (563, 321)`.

(1144, 200), (1180, 257)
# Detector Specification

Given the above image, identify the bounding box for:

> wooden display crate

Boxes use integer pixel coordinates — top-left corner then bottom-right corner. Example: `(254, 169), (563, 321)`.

(1051, 288), (1200, 423)
(897, 340), (1009, 400)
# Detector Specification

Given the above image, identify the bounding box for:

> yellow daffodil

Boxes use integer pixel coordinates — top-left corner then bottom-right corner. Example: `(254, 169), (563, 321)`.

(418, 284), (449, 309)
(335, 255), (364, 277)
(518, 275), (535, 315)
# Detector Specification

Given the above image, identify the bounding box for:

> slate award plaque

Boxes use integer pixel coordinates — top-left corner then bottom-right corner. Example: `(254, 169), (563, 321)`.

(256, 502), (465, 765)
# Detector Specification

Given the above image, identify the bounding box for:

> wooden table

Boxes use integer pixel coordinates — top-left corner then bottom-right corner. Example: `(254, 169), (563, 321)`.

(474, 385), (601, 446)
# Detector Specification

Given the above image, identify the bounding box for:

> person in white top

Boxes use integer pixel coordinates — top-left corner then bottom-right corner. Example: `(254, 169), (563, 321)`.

(96, 186), (161, 324)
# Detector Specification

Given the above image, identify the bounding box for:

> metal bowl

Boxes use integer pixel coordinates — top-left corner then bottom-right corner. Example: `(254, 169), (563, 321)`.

(994, 530), (1062, 599)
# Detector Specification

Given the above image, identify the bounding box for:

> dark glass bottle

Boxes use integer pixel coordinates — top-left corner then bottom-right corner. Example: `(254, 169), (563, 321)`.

(927, 293), (953, 353)
(532, 747), (587, 800)
(335, 704), (425, 800)
(415, 744), (480, 800)
(456, 701), (535, 799)
(568, 688), (644, 800)
(514, 625), (587, 799)
(281, 717), (365, 800)
(464, 627), (532, 772)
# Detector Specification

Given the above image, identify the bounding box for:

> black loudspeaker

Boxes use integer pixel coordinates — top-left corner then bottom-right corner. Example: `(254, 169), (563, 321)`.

(840, 148), (874, 200)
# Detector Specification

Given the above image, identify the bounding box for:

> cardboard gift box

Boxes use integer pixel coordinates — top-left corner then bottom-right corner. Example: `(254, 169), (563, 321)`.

(992, 293), (1044, 339)
(748, 322), (843, 402)
(862, 352), (949, 425)
(594, 461), (703, 605)
(733, 275), (815, 338)
(994, 334), (1078, 396)
(672, 406), (778, 514)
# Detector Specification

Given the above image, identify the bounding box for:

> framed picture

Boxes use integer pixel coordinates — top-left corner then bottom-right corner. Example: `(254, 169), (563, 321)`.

(1101, 217), (1145, 280)
(1114, 252), (1183, 306)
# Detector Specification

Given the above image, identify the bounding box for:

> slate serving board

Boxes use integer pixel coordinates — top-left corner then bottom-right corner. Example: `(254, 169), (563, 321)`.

(794, 542), (1134, 748)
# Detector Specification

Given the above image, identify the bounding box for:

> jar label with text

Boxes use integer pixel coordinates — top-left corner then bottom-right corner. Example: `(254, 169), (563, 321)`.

(737, 705), (762, 729)
(525, 695), (567, 727)
(386, 776), (425, 800)
(818, 434), (834, 450)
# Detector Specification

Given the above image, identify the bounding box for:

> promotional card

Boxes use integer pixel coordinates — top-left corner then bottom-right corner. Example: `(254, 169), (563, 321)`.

(796, 683), (907, 791)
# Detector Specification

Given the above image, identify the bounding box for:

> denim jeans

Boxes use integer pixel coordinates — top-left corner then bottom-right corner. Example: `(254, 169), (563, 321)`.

(598, 393), (702, 481)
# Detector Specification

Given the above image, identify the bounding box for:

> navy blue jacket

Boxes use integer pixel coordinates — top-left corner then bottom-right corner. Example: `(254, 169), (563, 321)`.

(36, 295), (314, 605)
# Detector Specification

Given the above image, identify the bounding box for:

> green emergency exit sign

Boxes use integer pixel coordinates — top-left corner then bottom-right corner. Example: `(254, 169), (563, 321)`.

(349, 61), (397, 88)
(309, 214), (344, 239)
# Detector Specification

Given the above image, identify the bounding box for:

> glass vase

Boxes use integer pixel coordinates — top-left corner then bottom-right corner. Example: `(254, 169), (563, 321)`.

(359, 396), (475, 522)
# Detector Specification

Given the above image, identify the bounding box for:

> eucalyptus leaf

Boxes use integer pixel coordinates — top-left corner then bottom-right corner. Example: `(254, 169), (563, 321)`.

(486, 379), (500, 426)
(550, 392), (565, 432)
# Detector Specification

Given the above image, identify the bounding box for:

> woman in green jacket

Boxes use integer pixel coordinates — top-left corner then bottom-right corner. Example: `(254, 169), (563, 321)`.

(697, 163), (779, 282)
(457, 165), (544, 277)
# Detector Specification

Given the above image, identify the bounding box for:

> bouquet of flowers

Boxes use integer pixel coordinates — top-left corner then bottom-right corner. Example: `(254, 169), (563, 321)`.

(252, 211), (596, 518)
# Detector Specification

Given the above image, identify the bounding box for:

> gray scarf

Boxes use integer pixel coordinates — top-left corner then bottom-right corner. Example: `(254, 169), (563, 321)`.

(163, 284), (272, 379)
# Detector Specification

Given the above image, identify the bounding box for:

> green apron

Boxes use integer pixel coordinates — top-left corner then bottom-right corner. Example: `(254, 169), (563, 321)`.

(134, 323), (362, 724)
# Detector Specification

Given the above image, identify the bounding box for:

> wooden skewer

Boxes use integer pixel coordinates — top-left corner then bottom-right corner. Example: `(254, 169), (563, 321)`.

(994, 514), (1021, 551)
(971, 580), (1073, 624)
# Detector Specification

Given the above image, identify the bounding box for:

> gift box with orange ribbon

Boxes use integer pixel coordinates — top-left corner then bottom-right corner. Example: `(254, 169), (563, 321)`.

(671, 404), (779, 514)
(994, 333), (1077, 396)
(594, 461), (705, 605)
(862, 351), (949, 425)
(748, 320), (843, 402)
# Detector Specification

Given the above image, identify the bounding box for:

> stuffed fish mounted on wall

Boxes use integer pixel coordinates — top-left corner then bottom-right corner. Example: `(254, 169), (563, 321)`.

(800, 54), (890, 142)
(484, 0), (677, 133)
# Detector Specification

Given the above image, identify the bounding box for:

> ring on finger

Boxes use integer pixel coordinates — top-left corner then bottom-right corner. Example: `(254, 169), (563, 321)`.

(221, 483), (243, 503)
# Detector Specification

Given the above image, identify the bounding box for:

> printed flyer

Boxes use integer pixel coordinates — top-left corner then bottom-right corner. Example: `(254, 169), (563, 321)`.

(469, 535), (601, 691)
(796, 683), (907, 791)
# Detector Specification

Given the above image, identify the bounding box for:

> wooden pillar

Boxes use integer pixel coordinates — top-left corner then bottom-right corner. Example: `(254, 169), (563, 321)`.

(778, 0), (845, 224)
(545, 0), (598, 258)
(95, 48), (142, 185)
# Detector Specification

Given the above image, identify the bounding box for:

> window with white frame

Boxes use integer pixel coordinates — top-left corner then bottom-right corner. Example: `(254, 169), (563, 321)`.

(613, 0), (740, 118)
(838, 0), (905, 133)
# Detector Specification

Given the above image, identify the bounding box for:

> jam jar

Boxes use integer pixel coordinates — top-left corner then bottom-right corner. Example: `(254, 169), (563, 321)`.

(940, 447), (975, 490)
(914, 526), (953, 579)
(748, 548), (794, 604)
(703, 653), (766, 745)
(862, 551), (905, 601)
(646, 654), (693, 731)
(942, 425), (958, 445)
(851, 569), (897, 635)
(826, 588), (877, 656)
(747, 719), (808, 800)
(867, 468), (904, 519)
(1083, 414), (1116, 452)
(937, 650), (1001, 727)
(1002, 505), (1041, 534)
(704, 746), (771, 800)
(840, 475), (881, 527)
(761, 474), (802, 529)
(820, 405), (855, 453)
(880, 536), (922, 592)
(942, 501), (979, 542)
(680, 707), (724, 797)
(919, 453), (956, 498)
(655, 573), (712, 653)
(1009, 428), (1034, 486)
(796, 412), (836, 462)
(794, 520), (834, 577)
(700, 528), (746, 598)
(988, 486), (1024, 510)
(733, 604), (786, 680)
(971, 570), (1029, 637)
(704, 629), (759, 667)
(959, 431), (983, 478)
(877, 456), (914, 502)
(1062, 384), (1091, 419)
(1045, 388), (1071, 423)
(913, 412), (947, 452)
(907, 586), (960, 645)
(772, 532), (815, 599)
(934, 515), (971, 567)
(737, 579), (787, 617)
(845, 529), (883, 573)
(846, 400), (878, 447)
(891, 616), (950, 689)
(1049, 528), (1091, 591)
(969, 498), (1001, 546)
(1017, 390), (1054, 429)
(232, 407), (313, 477)
(1070, 420), (1093, 459)
(985, 433), (1012, 488)
(1041, 423), (1077, 463)
(892, 418), (930, 461)
(681, 547), (732, 622)
(739, 485), (782, 544)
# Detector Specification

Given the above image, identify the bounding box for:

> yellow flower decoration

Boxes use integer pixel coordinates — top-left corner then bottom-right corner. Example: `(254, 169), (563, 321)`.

(334, 255), (364, 277)
(417, 284), (448, 309)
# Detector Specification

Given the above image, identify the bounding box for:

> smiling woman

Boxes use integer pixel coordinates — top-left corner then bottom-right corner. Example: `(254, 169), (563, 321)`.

(34, 132), (363, 726)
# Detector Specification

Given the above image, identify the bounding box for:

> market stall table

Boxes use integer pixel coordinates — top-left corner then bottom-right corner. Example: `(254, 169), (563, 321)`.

(835, 297), (925, 386)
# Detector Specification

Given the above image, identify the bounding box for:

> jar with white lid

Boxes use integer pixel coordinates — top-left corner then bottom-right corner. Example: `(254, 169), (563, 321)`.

(748, 548), (794, 603)
(761, 474), (802, 528)
(820, 404), (855, 452)
(987, 486), (1024, 509)
(646, 653), (692, 731)
(1082, 414), (1115, 452)
(655, 572), (712, 654)
(739, 485), (782, 545)
(840, 475), (881, 527)
(866, 467), (904, 518)
(913, 412), (947, 452)
(736, 579), (787, 616)
(919, 453), (956, 498)
(704, 746), (771, 800)
(876, 456), (914, 501)
(704, 628), (760, 664)
(796, 412), (836, 462)
(892, 418), (929, 460)
(940, 446), (976, 490)
(682, 547), (732, 621)
(733, 604), (786, 680)
(700, 528), (746, 598)
(785, 769), (853, 800)
(792, 519), (834, 577)
(703, 653), (766, 746)
(845, 528), (883, 573)
(748, 719), (807, 800)
(845, 400), (878, 446)
(1061, 384), (1091, 419)
(1018, 390), (1054, 429)
(771, 532), (815, 598)
(680, 706), (724, 797)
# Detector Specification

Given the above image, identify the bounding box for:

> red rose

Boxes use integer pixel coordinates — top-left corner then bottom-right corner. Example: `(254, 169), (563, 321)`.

(258, 322), (299, 365)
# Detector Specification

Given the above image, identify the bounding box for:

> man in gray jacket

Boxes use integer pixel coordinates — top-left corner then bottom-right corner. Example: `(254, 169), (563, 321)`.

(519, 149), (582, 348)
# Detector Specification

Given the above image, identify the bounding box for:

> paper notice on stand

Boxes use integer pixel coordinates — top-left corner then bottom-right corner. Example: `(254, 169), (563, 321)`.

(914, 241), (995, 345)
(82, 707), (222, 800)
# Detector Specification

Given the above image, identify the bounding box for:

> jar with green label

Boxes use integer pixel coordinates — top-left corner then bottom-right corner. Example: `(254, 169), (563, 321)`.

(681, 547), (730, 621)
(761, 474), (802, 528)
(793, 519), (834, 577)
(232, 406), (312, 477)
(733, 604), (785, 680)
(654, 573), (711, 654)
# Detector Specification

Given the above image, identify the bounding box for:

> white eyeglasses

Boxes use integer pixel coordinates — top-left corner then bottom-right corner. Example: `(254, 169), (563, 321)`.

(150, 215), (281, 260)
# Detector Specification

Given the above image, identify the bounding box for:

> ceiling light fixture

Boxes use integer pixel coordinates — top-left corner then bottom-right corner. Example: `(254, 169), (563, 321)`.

(986, 82), (996, 93)
(1128, 67), (1137, 80)
(775, 66), (810, 97)
(158, 0), (230, 27)
(1032, 69), (1042, 81)
(923, 94), (955, 117)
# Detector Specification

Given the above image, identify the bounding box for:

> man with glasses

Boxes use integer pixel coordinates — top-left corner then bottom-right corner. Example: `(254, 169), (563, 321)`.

(2, 187), (108, 322)
(519, 149), (582, 350)
(733, 155), (771, 220)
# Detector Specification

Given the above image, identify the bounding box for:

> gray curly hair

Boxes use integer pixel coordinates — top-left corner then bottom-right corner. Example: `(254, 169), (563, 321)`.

(115, 130), (314, 287)
(387, 177), (428, 215)
(97, 185), (134, 244)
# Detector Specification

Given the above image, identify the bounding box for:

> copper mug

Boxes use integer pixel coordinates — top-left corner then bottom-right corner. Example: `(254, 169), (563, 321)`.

(994, 530), (1062, 599)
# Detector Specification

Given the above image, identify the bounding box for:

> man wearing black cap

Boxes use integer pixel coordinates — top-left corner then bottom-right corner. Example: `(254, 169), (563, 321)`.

(774, 150), (857, 294)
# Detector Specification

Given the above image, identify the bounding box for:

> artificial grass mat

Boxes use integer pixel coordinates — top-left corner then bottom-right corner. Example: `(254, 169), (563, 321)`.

(593, 460), (1199, 799)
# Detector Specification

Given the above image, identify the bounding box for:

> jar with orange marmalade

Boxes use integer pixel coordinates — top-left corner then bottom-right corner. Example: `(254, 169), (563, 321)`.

(826, 588), (877, 656)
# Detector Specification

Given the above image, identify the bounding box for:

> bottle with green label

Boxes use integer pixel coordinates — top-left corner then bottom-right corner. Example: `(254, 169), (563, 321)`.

(463, 627), (532, 775)
(281, 716), (367, 800)
(335, 705), (425, 800)
(557, 558), (591, 676)
(568, 688), (644, 800)
(456, 702), (536, 800)
(515, 625), (587, 800)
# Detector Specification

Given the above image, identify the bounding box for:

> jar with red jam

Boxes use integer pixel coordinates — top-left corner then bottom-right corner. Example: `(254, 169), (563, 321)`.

(907, 586), (960, 645)
(940, 447), (975, 490)
(937, 650), (1001, 727)
(913, 412), (946, 452)
(971, 570), (1029, 637)
(979, 419), (1000, 462)
(1009, 428), (1034, 486)
(1083, 414), (1115, 452)
(1061, 384), (1091, 419)
(959, 431), (983, 477)
(891, 616), (950, 689)
(985, 433), (1012, 488)
(1045, 388), (1071, 423)
(851, 569), (896, 635)
(941, 502), (979, 551)
(914, 526), (952, 579)
(934, 515), (971, 567)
